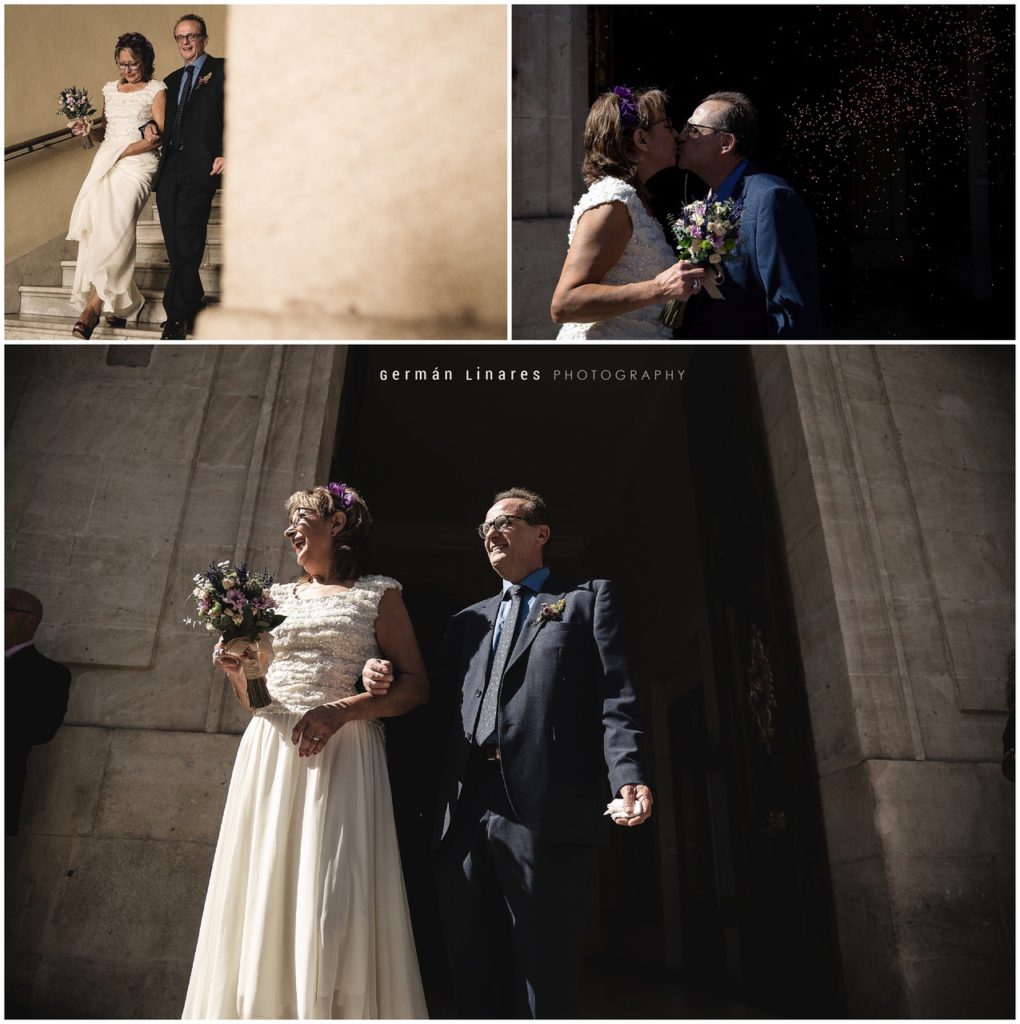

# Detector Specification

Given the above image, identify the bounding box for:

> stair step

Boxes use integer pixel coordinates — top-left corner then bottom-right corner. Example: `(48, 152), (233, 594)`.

(149, 193), (221, 225)
(3, 313), (163, 340)
(58, 261), (221, 292)
(134, 221), (221, 245)
(18, 285), (220, 324)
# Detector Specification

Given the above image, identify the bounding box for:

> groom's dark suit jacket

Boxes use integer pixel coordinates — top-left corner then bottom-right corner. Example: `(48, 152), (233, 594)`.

(684, 161), (823, 339)
(154, 55), (225, 191)
(437, 576), (649, 846)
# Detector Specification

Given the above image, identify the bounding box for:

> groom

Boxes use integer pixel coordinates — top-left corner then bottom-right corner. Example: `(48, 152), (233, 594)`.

(146, 13), (225, 340)
(434, 488), (653, 1019)
(677, 90), (823, 338)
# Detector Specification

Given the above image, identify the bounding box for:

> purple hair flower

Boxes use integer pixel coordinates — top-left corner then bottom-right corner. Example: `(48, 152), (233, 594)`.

(327, 481), (355, 509)
(611, 85), (638, 128)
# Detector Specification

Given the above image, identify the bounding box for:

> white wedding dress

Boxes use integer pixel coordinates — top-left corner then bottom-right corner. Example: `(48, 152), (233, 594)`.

(66, 78), (165, 318)
(556, 175), (677, 340)
(182, 576), (428, 1020)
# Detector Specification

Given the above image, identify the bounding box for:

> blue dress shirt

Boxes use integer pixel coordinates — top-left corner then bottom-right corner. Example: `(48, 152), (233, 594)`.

(712, 158), (748, 202)
(178, 52), (209, 104)
(492, 566), (552, 652)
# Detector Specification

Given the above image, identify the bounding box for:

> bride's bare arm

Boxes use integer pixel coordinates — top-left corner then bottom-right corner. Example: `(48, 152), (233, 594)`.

(550, 202), (705, 324)
(292, 588), (429, 757)
(151, 89), (166, 136)
(71, 102), (106, 143)
(212, 642), (253, 713)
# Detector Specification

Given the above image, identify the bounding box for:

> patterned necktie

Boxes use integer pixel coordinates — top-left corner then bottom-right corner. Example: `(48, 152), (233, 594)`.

(473, 585), (523, 745)
(172, 65), (195, 150)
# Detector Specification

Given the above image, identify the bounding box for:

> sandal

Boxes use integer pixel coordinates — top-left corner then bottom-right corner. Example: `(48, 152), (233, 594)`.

(71, 317), (97, 340)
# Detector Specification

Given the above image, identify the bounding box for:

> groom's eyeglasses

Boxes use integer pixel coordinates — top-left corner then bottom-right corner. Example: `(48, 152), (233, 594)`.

(682, 121), (722, 138)
(477, 514), (537, 539)
(174, 32), (205, 43)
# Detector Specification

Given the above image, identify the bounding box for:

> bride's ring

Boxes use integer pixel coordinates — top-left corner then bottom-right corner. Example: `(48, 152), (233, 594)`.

(312, 736), (322, 742)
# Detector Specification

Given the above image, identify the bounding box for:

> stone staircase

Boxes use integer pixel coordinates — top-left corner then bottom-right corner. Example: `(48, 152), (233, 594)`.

(5, 194), (221, 340)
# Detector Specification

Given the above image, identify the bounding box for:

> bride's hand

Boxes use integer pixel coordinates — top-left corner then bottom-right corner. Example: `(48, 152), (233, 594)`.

(212, 642), (244, 677)
(292, 703), (350, 758)
(69, 120), (87, 137)
(654, 260), (706, 300)
(363, 658), (394, 696)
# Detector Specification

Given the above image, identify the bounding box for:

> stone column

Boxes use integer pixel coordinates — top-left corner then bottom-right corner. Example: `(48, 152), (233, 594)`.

(5, 344), (347, 1017)
(511, 5), (588, 338)
(197, 6), (506, 340)
(752, 345), (1014, 1017)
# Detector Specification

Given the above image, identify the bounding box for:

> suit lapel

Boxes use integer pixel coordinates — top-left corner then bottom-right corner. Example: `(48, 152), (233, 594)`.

(504, 579), (567, 673)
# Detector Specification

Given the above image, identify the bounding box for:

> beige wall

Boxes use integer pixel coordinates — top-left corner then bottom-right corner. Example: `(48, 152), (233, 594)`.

(4, 5), (228, 263)
(198, 4), (506, 339)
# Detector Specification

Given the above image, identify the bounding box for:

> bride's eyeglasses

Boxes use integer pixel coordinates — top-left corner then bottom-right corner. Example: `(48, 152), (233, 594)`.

(116, 60), (142, 70)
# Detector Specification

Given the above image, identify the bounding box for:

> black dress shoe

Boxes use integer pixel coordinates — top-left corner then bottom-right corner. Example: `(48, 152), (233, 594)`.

(160, 319), (189, 340)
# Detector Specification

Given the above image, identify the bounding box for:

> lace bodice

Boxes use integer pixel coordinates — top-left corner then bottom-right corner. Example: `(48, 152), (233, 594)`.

(257, 575), (399, 714)
(100, 79), (165, 146)
(557, 176), (676, 340)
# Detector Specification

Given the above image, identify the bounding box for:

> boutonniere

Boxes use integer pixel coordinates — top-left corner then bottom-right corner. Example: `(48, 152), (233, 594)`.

(194, 71), (213, 90)
(530, 598), (566, 628)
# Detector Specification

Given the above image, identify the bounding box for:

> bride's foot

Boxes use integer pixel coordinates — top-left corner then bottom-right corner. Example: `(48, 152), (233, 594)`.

(105, 315), (127, 329)
(72, 307), (101, 340)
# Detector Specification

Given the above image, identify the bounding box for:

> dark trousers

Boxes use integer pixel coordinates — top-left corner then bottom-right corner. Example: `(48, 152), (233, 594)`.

(156, 155), (216, 321)
(434, 755), (598, 1019)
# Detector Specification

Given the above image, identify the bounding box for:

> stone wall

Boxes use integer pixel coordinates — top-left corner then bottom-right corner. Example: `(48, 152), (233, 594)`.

(5, 345), (347, 1017)
(752, 345), (1014, 1017)
(511, 5), (587, 339)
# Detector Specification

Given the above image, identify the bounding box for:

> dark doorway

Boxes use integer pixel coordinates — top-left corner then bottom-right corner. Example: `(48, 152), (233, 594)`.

(330, 344), (840, 1016)
(589, 5), (1014, 340)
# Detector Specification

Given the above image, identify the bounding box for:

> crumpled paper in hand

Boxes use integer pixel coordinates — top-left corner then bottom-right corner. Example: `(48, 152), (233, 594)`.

(604, 796), (646, 821)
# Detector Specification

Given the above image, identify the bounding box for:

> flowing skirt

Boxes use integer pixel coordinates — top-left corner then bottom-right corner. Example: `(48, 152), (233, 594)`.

(67, 142), (158, 318)
(183, 714), (428, 1020)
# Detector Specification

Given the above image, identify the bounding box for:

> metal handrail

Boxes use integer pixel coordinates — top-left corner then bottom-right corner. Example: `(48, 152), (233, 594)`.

(5, 117), (107, 161)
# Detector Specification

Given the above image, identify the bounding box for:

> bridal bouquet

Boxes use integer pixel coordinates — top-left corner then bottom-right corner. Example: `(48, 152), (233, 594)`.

(661, 197), (744, 329)
(186, 560), (286, 709)
(58, 86), (97, 149)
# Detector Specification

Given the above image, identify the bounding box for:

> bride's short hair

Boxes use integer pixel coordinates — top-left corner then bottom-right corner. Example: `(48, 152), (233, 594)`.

(581, 87), (670, 186)
(115, 32), (156, 82)
(285, 484), (375, 582)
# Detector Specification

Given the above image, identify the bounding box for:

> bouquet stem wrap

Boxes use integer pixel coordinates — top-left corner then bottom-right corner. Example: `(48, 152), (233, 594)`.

(221, 634), (275, 709)
(70, 117), (95, 149)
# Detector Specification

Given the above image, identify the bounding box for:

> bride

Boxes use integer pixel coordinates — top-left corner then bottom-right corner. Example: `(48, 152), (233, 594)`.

(66, 32), (165, 339)
(551, 86), (705, 340)
(183, 483), (429, 1019)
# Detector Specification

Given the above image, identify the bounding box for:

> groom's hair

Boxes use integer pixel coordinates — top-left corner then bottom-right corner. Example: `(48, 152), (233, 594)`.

(703, 91), (758, 157)
(174, 13), (208, 36)
(492, 488), (550, 527)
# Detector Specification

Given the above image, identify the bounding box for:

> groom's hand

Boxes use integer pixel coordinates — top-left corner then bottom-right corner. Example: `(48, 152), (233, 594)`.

(210, 157), (224, 176)
(615, 784), (653, 826)
(142, 122), (160, 143)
